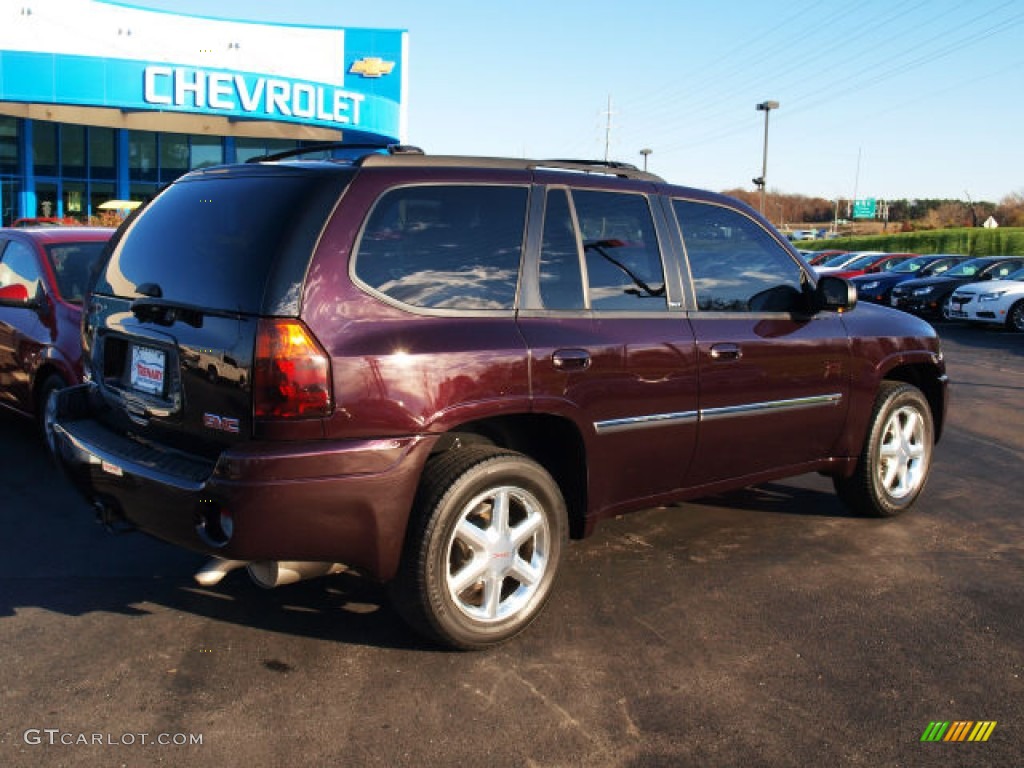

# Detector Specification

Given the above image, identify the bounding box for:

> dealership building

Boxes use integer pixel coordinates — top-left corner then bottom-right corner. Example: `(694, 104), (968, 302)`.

(0, 0), (408, 225)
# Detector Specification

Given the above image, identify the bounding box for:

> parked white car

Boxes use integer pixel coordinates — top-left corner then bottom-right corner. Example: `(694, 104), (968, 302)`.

(946, 266), (1024, 331)
(814, 251), (885, 276)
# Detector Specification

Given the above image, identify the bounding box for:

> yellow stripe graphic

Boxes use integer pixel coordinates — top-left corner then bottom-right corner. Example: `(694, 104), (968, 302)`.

(968, 721), (997, 742)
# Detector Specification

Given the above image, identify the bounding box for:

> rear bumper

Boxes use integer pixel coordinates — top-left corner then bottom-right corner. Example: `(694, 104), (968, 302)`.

(49, 384), (434, 580)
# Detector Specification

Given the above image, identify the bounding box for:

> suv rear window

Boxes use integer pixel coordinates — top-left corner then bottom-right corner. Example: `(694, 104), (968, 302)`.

(354, 185), (527, 310)
(95, 170), (349, 315)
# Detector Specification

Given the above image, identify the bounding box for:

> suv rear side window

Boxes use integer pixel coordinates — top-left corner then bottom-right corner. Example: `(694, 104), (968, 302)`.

(574, 190), (666, 311)
(355, 185), (527, 310)
(674, 200), (805, 312)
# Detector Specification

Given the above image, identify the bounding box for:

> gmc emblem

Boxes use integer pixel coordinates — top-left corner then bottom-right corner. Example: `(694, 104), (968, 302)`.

(203, 413), (240, 434)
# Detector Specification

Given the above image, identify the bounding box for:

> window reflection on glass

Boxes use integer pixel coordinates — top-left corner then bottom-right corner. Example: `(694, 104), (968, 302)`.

(160, 134), (189, 181)
(190, 136), (223, 169)
(356, 185), (527, 310)
(129, 130), (157, 182)
(0, 240), (42, 296)
(674, 200), (805, 313)
(538, 189), (584, 310)
(573, 190), (665, 311)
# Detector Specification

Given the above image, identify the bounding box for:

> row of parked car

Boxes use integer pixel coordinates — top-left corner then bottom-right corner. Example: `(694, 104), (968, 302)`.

(800, 249), (1024, 331)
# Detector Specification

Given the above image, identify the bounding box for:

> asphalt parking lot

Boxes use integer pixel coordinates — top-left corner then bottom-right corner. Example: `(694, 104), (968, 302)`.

(1, 323), (1021, 767)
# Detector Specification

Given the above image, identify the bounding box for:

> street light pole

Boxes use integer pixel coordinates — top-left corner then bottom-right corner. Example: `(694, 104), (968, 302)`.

(756, 100), (779, 216)
(639, 148), (652, 171)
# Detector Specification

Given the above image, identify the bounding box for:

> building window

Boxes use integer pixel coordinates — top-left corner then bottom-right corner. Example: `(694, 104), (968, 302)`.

(190, 136), (223, 169)
(0, 117), (17, 176)
(89, 182), (114, 219)
(89, 128), (115, 181)
(64, 181), (86, 221)
(1, 178), (22, 227)
(33, 122), (58, 178)
(128, 130), (157, 182)
(61, 125), (86, 179)
(159, 134), (189, 182)
(35, 181), (58, 219)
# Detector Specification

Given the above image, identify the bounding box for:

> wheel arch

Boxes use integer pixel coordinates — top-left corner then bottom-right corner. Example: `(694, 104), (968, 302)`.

(880, 362), (947, 443)
(31, 362), (72, 417)
(429, 413), (589, 539)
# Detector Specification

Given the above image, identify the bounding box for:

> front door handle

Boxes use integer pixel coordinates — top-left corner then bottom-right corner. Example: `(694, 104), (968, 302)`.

(552, 348), (592, 371)
(709, 343), (742, 361)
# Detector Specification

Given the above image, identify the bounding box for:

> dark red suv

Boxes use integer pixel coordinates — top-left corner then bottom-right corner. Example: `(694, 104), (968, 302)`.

(0, 226), (114, 425)
(49, 150), (947, 648)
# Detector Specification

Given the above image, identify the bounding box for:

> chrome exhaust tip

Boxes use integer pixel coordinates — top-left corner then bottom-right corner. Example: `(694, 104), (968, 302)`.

(194, 557), (249, 586)
(247, 561), (347, 589)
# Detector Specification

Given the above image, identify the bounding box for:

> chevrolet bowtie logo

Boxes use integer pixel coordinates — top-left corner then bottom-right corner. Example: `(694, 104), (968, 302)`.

(349, 57), (395, 78)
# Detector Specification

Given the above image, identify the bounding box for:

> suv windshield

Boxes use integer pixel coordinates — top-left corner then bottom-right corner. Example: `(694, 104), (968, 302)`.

(95, 169), (350, 315)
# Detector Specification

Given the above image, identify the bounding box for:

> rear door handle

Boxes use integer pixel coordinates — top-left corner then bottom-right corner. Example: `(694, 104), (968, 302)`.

(709, 343), (742, 361)
(552, 348), (592, 371)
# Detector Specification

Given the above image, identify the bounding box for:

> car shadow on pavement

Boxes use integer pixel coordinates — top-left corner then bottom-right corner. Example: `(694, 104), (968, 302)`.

(686, 481), (855, 518)
(0, 414), (431, 651)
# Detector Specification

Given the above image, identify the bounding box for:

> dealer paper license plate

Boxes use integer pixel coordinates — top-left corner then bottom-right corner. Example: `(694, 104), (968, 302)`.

(130, 345), (166, 396)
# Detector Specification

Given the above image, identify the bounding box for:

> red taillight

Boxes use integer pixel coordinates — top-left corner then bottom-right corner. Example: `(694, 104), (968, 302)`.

(254, 318), (332, 419)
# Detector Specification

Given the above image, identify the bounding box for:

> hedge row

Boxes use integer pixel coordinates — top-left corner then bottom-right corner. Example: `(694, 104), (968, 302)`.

(801, 228), (1024, 257)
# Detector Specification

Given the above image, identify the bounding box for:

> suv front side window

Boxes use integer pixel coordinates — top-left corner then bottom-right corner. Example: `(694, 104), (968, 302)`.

(674, 200), (806, 312)
(355, 185), (527, 311)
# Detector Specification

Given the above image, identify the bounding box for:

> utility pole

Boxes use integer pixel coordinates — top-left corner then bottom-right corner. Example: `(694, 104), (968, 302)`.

(603, 95), (614, 162)
(755, 100), (779, 216)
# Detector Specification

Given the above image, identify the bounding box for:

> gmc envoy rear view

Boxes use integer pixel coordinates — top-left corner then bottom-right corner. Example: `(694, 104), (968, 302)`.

(48, 148), (947, 649)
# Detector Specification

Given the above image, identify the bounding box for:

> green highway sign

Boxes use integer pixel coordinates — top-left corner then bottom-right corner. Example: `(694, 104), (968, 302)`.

(853, 198), (877, 219)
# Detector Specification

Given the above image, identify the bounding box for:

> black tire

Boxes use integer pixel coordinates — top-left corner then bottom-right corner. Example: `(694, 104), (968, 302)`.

(834, 381), (934, 517)
(391, 446), (568, 650)
(36, 373), (66, 437)
(1007, 300), (1024, 333)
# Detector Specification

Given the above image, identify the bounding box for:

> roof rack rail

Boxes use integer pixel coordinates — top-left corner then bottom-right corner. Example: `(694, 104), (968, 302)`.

(535, 158), (661, 181)
(356, 153), (663, 181)
(247, 143), (424, 164)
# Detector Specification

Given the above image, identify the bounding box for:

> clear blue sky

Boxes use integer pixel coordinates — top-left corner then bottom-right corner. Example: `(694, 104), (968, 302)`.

(131, 0), (1023, 203)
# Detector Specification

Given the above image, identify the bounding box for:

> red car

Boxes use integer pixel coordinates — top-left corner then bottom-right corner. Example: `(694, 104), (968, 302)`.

(827, 252), (918, 280)
(805, 249), (847, 266)
(0, 227), (114, 425)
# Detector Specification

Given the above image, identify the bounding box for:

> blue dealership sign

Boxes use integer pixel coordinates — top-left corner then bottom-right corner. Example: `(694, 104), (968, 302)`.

(0, 29), (404, 140)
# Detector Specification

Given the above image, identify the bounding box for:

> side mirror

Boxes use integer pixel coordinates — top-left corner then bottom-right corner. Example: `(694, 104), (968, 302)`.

(0, 283), (38, 308)
(815, 275), (857, 313)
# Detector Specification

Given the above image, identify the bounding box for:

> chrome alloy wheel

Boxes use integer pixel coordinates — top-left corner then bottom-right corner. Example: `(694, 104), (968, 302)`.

(877, 405), (928, 499)
(445, 485), (551, 623)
